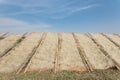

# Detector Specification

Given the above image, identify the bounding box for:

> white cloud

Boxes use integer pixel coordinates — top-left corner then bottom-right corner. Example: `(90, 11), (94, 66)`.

(0, 18), (52, 33)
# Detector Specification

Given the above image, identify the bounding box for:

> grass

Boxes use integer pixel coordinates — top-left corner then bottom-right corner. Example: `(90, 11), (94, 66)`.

(0, 69), (120, 80)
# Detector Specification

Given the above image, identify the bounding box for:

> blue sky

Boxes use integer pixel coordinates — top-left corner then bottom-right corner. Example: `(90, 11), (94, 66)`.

(0, 0), (120, 33)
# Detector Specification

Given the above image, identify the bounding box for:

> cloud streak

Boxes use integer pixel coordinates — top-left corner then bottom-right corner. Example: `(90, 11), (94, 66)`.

(0, 0), (98, 19)
(51, 4), (98, 19)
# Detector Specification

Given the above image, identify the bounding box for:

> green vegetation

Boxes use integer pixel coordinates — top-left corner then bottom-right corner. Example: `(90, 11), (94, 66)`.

(0, 69), (120, 80)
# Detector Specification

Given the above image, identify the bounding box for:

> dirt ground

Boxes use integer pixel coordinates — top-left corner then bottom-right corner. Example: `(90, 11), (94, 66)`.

(0, 69), (120, 80)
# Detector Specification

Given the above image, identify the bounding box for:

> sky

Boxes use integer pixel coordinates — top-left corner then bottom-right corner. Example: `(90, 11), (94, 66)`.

(0, 0), (120, 33)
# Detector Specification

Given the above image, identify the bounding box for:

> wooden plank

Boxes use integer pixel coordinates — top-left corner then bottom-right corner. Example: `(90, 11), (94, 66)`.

(0, 34), (3, 40)
(76, 34), (114, 70)
(54, 33), (62, 73)
(0, 32), (8, 39)
(0, 34), (25, 57)
(114, 34), (120, 38)
(0, 32), (43, 73)
(101, 33), (120, 48)
(59, 33), (86, 71)
(24, 32), (58, 73)
(72, 33), (93, 72)
(89, 33), (120, 70)
(0, 34), (3, 37)
(17, 32), (47, 73)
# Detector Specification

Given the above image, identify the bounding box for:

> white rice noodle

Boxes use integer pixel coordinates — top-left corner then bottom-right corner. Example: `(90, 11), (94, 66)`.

(76, 34), (114, 69)
(59, 33), (86, 71)
(0, 32), (43, 73)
